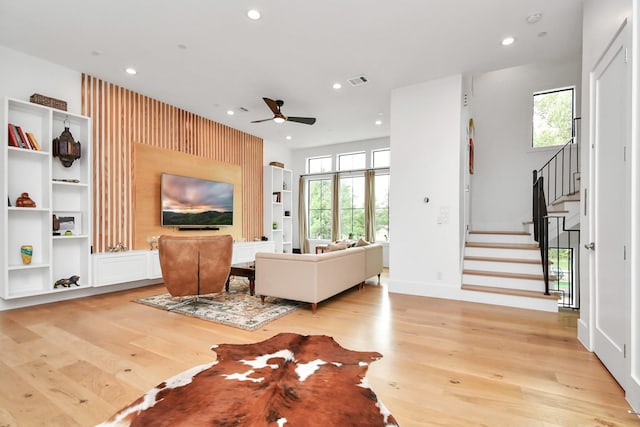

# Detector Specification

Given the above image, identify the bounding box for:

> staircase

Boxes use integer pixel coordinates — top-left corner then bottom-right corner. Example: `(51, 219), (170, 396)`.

(462, 231), (560, 312)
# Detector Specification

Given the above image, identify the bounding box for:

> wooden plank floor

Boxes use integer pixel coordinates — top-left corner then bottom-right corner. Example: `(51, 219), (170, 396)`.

(0, 271), (636, 426)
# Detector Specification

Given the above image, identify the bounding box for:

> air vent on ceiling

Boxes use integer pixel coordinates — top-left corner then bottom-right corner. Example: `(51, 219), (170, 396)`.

(347, 75), (368, 86)
(239, 107), (249, 112)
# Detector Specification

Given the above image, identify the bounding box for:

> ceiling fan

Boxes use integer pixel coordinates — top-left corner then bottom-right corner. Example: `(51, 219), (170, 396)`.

(251, 97), (316, 125)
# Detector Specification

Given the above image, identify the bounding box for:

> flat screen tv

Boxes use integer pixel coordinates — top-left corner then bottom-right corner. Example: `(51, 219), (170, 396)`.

(161, 173), (233, 227)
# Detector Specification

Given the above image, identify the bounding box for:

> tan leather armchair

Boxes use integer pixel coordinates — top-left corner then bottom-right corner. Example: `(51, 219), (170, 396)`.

(158, 235), (233, 310)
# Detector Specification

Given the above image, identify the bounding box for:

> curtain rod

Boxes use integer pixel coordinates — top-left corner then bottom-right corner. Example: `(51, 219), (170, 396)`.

(299, 167), (389, 178)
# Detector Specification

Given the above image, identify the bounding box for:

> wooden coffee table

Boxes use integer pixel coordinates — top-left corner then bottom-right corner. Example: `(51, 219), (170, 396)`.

(226, 262), (256, 295)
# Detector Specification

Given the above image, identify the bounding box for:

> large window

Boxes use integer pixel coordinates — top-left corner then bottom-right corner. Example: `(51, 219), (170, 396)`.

(338, 152), (365, 171)
(374, 174), (390, 241)
(308, 156), (332, 173)
(306, 148), (390, 242)
(532, 87), (574, 148)
(372, 149), (390, 168)
(339, 176), (365, 239)
(308, 178), (332, 239)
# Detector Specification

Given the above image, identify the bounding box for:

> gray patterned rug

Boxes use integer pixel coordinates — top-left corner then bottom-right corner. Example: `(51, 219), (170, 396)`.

(134, 279), (301, 331)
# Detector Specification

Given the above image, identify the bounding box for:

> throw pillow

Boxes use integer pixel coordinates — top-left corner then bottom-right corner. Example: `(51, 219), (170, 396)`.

(355, 238), (370, 247)
(326, 241), (348, 252)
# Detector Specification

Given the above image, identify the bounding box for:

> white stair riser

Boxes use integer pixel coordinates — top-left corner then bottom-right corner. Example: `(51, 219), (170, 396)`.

(464, 247), (540, 260)
(461, 289), (559, 312)
(467, 234), (534, 244)
(463, 260), (543, 275)
(462, 274), (545, 292)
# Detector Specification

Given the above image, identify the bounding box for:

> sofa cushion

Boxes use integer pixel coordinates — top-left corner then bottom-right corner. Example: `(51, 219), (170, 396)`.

(355, 238), (370, 247)
(326, 241), (348, 252)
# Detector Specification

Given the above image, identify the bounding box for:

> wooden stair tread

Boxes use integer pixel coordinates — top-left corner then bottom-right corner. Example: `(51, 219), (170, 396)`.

(469, 230), (531, 236)
(551, 198), (580, 206)
(466, 242), (539, 250)
(464, 256), (541, 265)
(462, 284), (560, 300)
(463, 269), (544, 281)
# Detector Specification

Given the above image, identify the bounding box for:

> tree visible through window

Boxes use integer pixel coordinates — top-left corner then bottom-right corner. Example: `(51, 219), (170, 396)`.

(532, 87), (574, 148)
(308, 179), (331, 239)
(340, 176), (365, 239)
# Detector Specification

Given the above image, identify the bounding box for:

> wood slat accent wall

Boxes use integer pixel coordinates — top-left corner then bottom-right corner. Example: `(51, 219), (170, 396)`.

(81, 74), (263, 252)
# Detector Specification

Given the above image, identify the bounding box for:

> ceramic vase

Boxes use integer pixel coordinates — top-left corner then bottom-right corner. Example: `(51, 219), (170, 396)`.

(20, 245), (33, 264)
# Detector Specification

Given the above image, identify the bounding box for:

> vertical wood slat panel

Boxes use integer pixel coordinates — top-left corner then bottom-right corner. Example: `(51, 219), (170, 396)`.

(82, 74), (263, 252)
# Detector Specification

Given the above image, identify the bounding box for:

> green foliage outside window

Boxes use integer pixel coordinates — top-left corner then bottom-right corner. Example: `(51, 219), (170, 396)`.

(308, 179), (332, 239)
(533, 88), (574, 148)
(340, 176), (365, 239)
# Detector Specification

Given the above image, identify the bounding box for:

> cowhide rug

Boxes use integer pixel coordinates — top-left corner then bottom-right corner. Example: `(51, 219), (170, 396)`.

(98, 332), (398, 426)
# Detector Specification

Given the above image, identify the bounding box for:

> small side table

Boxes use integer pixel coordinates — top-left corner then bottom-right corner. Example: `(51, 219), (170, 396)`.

(226, 262), (256, 295)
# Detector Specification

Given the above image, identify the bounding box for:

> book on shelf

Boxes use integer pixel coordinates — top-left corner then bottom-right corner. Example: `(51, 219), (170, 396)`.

(15, 125), (33, 149)
(25, 132), (41, 150)
(7, 124), (19, 147)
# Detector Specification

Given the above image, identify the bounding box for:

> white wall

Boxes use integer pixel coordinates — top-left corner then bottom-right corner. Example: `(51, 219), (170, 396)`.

(0, 46), (82, 114)
(263, 139), (293, 171)
(389, 74), (463, 295)
(470, 59), (582, 231)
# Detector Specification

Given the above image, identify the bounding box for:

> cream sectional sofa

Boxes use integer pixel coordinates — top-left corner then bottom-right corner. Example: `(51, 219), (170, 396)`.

(255, 244), (383, 313)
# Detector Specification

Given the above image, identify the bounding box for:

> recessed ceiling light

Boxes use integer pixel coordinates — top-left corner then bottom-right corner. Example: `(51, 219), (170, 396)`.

(333, 82), (342, 90)
(501, 36), (516, 46)
(375, 120), (382, 125)
(247, 9), (261, 20)
(125, 67), (137, 75)
(227, 110), (235, 115)
(526, 13), (543, 24)
(286, 136), (292, 140)
(273, 117), (285, 124)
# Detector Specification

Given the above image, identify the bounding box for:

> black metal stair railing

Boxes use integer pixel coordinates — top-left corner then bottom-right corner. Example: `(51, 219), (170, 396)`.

(536, 137), (580, 205)
(532, 132), (581, 308)
(546, 215), (580, 309)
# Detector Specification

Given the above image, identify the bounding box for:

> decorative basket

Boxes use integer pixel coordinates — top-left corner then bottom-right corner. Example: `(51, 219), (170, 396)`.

(269, 161), (284, 168)
(30, 93), (67, 111)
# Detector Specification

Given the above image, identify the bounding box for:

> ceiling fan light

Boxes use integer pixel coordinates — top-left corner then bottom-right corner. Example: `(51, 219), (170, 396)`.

(273, 117), (285, 124)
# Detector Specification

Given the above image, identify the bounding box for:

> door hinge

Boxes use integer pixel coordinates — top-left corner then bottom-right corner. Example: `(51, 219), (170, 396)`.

(624, 245), (627, 260)
(624, 146), (627, 161)
(625, 48), (629, 63)
(624, 344), (627, 358)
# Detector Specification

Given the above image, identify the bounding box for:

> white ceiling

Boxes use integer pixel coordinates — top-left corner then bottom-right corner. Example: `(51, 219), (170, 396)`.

(0, 0), (583, 149)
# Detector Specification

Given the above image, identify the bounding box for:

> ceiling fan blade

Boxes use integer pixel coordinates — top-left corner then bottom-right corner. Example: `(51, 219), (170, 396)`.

(251, 118), (274, 123)
(287, 116), (316, 125)
(263, 98), (280, 115)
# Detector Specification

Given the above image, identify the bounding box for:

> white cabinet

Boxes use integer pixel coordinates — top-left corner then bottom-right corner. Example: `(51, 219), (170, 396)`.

(92, 250), (160, 287)
(233, 241), (275, 263)
(1, 98), (92, 299)
(92, 241), (274, 287)
(264, 166), (293, 253)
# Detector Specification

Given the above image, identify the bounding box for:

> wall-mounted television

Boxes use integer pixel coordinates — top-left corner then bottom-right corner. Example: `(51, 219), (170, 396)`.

(161, 173), (233, 228)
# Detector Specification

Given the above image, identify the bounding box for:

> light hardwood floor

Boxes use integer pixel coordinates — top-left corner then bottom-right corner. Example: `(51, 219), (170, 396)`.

(0, 272), (636, 426)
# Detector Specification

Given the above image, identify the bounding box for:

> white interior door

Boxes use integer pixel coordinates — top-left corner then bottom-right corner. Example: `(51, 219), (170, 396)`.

(590, 24), (630, 388)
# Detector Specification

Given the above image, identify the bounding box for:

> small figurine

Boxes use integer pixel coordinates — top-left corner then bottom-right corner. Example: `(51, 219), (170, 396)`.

(16, 192), (36, 207)
(54, 275), (80, 288)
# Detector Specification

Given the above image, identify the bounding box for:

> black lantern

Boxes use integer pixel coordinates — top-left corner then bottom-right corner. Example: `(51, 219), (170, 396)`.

(53, 119), (81, 167)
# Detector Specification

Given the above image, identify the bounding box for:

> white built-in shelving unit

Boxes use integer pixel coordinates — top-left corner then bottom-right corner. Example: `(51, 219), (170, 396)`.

(1, 97), (92, 299)
(264, 165), (293, 253)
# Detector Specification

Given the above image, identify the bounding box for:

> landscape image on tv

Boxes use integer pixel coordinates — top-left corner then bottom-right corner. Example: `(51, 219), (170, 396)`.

(161, 173), (233, 227)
